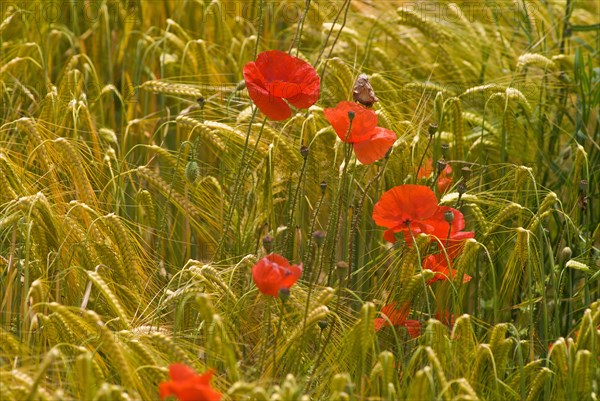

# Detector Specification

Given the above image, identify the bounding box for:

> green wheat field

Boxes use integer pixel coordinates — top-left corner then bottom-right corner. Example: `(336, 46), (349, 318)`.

(0, 0), (598, 400)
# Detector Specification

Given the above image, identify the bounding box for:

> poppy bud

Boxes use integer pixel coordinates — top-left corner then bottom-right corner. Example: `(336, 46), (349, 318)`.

(436, 159), (447, 173)
(428, 123), (438, 137)
(185, 160), (199, 184)
(196, 97), (205, 108)
(560, 246), (572, 262)
(262, 235), (275, 253)
(444, 210), (454, 224)
(300, 145), (309, 159)
(312, 230), (326, 247)
(461, 166), (471, 181)
(278, 288), (290, 302)
(441, 143), (449, 158)
(347, 110), (355, 121)
(320, 180), (327, 194)
(318, 320), (328, 330)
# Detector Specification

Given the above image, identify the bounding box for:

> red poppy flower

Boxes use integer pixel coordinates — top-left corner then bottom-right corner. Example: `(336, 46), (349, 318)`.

(374, 303), (420, 338)
(417, 158), (453, 193)
(373, 185), (439, 242)
(434, 311), (456, 326)
(243, 50), (320, 120)
(252, 253), (302, 297)
(159, 364), (221, 401)
(422, 253), (471, 284)
(323, 101), (396, 164)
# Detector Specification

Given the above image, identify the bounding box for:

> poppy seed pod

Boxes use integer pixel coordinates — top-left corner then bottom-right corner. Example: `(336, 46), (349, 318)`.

(312, 230), (326, 247)
(318, 320), (328, 330)
(444, 210), (454, 224)
(336, 261), (349, 281)
(320, 180), (327, 194)
(457, 182), (467, 195)
(436, 159), (447, 173)
(300, 145), (309, 159)
(428, 123), (438, 137)
(441, 143), (449, 158)
(347, 110), (355, 121)
(461, 166), (471, 181)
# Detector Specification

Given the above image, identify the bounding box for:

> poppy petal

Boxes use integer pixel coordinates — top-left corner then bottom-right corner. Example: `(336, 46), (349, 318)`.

(283, 64), (320, 109)
(323, 101), (378, 143)
(383, 228), (397, 243)
(403, 320), (421, 338)
(169, 363), (197, 382)
(374, 318), (387, 331)
(246, 50), (320, 118)
(265, 253), (291, 269)
(252, 254), (302, 297)
(352, 127), (396, 164)
(372, 185), (439, 229)
(277, 265), (302, 291)
(279, 263), (303, 289)
(159, 382), (176, 400)
(252, 258), (283, 297)
(417, 159), (434, 179)
(244, 62), (292, 120)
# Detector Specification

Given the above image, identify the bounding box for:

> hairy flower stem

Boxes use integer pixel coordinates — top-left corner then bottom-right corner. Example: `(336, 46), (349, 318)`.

(316, 0), (352, 80)
(258, 298), (271, 376)
(408, 224), (432, 316)
(290, 0), (311, 56)
(327, 134), (354, 286)
(273, 300), (284, 379)
(303, 189), (326, 273)
(253, 0), (265, 59)
(417, 134), (434, 180)
(284, 151), (309, 260)
(347, 155), (390, 284)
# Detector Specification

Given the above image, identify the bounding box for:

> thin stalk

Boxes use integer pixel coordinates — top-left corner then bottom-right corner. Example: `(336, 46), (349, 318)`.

(408, 224), (431, 316)
(317, 0), (352, 81)
(253, 0), (265, 59)
(347, 154), (390, 284)
(302, 187), (327, 273)
(290, 0), (312, 56)
(284, 150), (309, 260)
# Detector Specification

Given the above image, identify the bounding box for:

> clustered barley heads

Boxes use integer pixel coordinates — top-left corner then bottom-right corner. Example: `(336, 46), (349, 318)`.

(1, 1), (598, 400)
